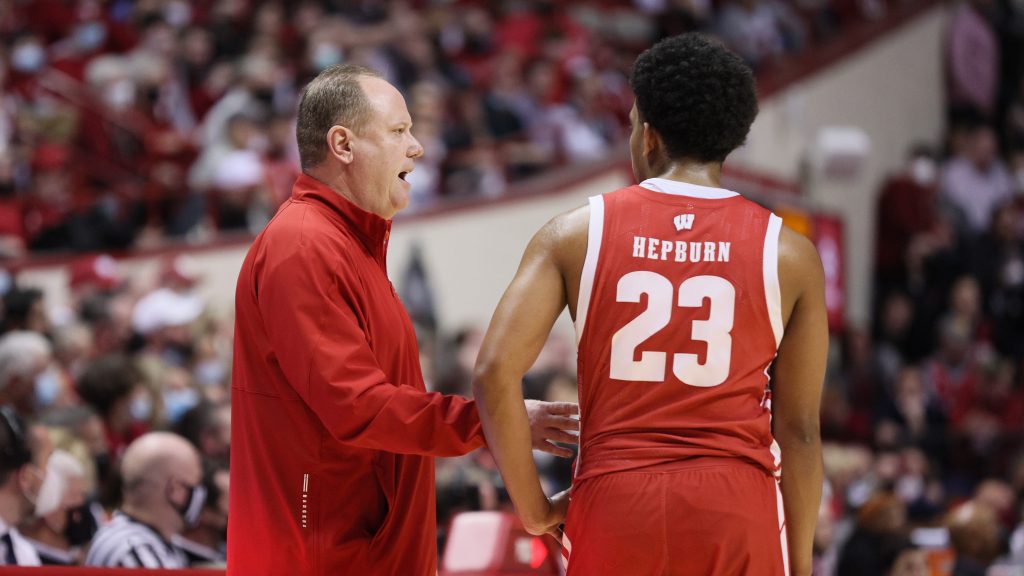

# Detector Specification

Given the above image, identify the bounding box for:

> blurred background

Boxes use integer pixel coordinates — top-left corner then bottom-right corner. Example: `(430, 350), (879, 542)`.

(1, 0), (1024, 574)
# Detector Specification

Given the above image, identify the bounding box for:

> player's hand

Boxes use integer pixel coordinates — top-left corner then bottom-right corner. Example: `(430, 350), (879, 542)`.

(524, 400), (579, 458)
(523, 488), (571, 536)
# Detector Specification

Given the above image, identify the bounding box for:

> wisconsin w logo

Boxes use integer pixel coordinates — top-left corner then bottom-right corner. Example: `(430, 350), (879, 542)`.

(674, 214), (695, 231)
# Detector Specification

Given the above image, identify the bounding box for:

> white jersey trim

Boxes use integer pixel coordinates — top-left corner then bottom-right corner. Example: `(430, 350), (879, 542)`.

(639, 178), (740, 199)
(763, 214), (784, 347)
(776, 481), (791, 576)
(574, 195), (604, 345)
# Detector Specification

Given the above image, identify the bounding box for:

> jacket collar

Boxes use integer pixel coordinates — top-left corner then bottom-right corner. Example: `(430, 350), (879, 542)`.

(291, 173), (392, 263)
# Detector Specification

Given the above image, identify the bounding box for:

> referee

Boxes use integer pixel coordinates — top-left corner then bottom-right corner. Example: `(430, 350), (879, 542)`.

(85, 432), (205, 568)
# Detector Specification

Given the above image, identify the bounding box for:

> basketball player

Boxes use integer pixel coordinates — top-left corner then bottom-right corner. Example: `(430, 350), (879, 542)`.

(473, 34), (827, 575)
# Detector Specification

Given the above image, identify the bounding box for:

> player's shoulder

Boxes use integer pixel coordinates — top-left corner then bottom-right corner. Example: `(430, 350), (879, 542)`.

(777, 223), (824, 289)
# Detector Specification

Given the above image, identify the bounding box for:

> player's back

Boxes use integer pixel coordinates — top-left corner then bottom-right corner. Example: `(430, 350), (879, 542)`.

(574, 177), (784, 482)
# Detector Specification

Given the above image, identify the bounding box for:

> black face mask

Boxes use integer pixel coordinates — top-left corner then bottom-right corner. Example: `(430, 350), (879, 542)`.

(64, 503), (98, 546)
(168, 481), (207, 528)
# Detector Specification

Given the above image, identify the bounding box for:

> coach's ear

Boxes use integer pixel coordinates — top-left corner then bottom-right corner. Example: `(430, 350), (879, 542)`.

(326, 125), (355, 165)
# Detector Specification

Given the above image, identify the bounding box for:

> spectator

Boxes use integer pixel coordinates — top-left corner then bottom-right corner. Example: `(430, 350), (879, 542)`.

(0, 331), (53, 417)
(177, 461), (228, 567)
(946, 500), (1001, 575)
(174, 402), (230, 464)
(874, 146), (940, 290)
(883, 540), (929, 576)
(947, 0), (1000, 119)
(19, 448), (97, 565)
(74, 354), (148, 464)
(837, 492), (910, 576)
(0, 406), (51, 566)
(715, 0), (806, 69)
(1, 287), (48, 334)
(939, 123), (1014, 235)
(85, 432), (203, 569)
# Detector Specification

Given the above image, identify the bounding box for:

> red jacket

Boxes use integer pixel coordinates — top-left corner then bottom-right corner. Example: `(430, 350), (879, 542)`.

(228, 174), (484, 575)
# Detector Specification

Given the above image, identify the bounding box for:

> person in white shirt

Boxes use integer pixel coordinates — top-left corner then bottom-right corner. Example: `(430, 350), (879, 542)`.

(0, 405), (51, 566)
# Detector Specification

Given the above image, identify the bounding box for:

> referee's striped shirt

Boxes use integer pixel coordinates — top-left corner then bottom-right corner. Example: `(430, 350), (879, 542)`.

(84, 512), (187, 569)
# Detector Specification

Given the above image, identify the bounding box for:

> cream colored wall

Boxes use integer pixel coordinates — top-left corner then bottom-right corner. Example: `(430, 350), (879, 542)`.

(734, 6), (948, 326)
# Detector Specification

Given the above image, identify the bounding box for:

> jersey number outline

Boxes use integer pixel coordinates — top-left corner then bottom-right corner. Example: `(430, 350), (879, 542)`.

(609, 272), (735, 387)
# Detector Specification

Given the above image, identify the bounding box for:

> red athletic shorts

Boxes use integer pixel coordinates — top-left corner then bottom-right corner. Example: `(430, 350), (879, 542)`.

(562, 459), (789, 576)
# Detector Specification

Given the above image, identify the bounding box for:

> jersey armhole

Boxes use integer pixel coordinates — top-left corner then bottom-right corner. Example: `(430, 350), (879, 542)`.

(574, 195), (605, 345)
(763, 213), (784, 348)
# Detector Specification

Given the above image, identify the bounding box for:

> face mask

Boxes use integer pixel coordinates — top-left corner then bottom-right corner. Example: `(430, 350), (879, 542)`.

(311, 43), (343, 71)
(169, 481), (207, 528)
(12, 42), (46, 73)
(64, 503), (98, 546)
(910, 157), (936, 187)
(34, 366), (62, 409)
(130, 394), (152, 422)
(162, 388), (199, 423)
(194, 360), (226, 387)
(104, 79), (135, 111)
(73, 21), (107, 51)
(164, 0), (193, 28)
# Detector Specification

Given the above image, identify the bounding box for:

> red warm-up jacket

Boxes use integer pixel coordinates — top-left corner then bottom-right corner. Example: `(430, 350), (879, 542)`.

(228, 174), (485, 575)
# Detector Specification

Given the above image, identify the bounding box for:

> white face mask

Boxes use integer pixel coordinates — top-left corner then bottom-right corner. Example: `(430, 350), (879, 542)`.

(104, 79), (136, 110)
(34, 366), (63, 409)
(12, 42), (46, 73)
(130, 394), (152, 422)
(910, 157), (937, 187)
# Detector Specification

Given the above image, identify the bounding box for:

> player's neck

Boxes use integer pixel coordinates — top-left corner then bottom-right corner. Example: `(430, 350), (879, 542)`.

(653, 162), (722, 189)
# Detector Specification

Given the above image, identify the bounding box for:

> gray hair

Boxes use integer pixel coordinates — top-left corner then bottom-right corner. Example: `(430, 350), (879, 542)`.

(296, 64), (382, 171)
(0, 331), (52, 392)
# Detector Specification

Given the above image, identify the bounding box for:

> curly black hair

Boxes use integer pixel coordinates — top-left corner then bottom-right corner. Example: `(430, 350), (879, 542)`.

(631, 33), (758, 163)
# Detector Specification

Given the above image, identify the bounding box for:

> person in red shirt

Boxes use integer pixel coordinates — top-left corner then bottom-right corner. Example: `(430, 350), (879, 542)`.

(474, 34), (828, 575)
(228, 64), (578, 576)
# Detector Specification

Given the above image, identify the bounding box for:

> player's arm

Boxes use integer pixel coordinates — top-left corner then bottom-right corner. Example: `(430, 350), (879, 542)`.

(472, 215), (579, 536)
(773, 226), (828, 576)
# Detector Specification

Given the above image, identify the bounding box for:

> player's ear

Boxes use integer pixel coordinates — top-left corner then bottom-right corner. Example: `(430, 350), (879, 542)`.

(642, 122), (660, 160)
(326, 125), (355, 164)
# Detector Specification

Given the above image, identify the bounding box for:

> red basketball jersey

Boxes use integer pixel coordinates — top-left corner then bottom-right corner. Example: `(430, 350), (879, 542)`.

(573, 178), (784, 482)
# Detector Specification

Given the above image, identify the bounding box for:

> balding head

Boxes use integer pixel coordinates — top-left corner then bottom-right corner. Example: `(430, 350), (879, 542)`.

(122, 432), (201, 490)
(296, 64), (382, 170)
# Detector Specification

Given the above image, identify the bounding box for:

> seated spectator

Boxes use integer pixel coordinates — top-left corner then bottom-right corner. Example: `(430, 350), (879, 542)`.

(874, 145), (940, 290)
(837, 492), (910, 576)
(883, 539), (929, 576)
(714, 0), (806, 69)
(175, 402), (230, 464)
(85, 432), (203, 569)
(939, 123), (1014, 236)
(0, 406), (51, 567)
(177, 460), (228, 567)
(74, 355), (149, 465)
(0, 331), (53, 417)
(19, 448), (97, 565)
(946, 0), (1000, 120)
(946, 500), (1001, 576)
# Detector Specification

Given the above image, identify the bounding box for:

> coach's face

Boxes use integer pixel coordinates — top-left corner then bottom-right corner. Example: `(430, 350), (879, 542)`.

(348, 77), (424, 220)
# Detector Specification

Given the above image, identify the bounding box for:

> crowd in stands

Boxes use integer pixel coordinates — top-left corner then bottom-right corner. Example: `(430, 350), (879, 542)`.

(813, 1), (1024, 574)
(0, 0), (908, 257)
(9, 0), (1024, 574)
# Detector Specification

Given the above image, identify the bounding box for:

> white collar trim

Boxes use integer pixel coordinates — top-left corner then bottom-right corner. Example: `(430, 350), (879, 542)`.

(639, 178), (739, 199)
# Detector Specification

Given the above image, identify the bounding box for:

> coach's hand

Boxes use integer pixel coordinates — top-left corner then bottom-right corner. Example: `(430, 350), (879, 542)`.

(524, 400), (579, 458)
